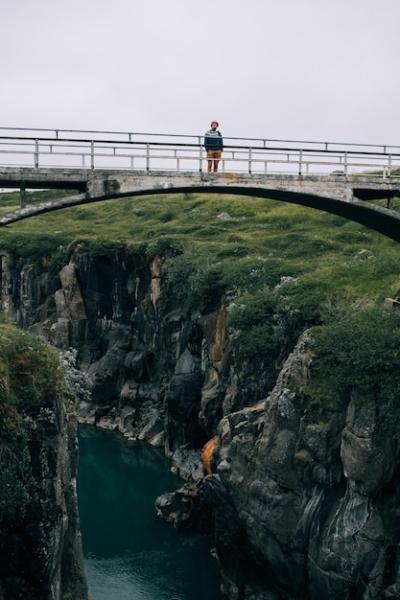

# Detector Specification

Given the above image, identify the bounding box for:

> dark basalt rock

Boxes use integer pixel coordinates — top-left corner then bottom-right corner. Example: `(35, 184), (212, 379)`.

(0, 245), (273, 454)
(155, 479), (212, 532)
(212, 334), (400, 599)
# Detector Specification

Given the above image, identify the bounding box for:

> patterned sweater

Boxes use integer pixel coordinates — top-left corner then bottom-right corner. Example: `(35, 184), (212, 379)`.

(204, 129), (223, 151)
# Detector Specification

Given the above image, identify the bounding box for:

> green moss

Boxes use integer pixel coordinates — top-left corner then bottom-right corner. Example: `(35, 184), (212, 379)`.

(0, 323), (65, 522)
(306, 308), (400, 419)
(307, 422), (330, 433)
(0, 322), (62, 414)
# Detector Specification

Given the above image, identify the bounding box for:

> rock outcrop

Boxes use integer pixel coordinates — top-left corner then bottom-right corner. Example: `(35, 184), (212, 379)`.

(0, 324), (87, 600)
(0, 244), (271, 460)
(203, 333), (400, 599)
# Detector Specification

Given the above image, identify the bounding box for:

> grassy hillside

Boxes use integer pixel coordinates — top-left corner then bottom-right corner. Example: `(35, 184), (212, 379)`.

(0, 190), (399, 303)
(1, 189), (400, 410)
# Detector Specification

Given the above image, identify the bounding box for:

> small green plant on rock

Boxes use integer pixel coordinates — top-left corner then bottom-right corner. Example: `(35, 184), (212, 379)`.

(306, 308), (400, 428)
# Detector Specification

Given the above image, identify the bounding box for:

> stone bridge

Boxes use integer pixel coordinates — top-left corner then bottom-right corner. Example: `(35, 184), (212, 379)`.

(1, 167), (400, 242)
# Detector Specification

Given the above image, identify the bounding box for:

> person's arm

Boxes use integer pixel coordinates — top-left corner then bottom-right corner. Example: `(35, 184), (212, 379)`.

(219, 132), (223, 151)
(204, 133), (210, 151)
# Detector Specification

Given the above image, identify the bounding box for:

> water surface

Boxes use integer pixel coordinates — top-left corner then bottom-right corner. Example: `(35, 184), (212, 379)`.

(78, 426), (222, 600)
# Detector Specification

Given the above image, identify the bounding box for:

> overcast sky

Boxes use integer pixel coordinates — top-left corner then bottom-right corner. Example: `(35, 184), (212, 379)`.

(1, 0), (399, 144)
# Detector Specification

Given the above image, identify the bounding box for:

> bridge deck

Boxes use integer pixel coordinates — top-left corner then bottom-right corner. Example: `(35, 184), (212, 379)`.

(0, 128), (399, 242)
(0, 127), (400, 179)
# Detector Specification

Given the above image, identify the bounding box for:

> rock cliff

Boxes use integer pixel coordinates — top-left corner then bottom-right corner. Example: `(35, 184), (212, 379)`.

(0, 244), (272, 472)
(202, 332), (400, 598)
(2, 243), (400, 599)
(0, 323), (87, 600)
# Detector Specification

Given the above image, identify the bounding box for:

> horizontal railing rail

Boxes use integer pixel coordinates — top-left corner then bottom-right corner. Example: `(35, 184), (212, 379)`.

(0, 127), (399, 178)
(0, 126), (399, 152)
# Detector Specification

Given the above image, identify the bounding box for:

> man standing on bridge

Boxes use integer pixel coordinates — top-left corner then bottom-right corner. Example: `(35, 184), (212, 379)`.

(204, 121), (223, 173)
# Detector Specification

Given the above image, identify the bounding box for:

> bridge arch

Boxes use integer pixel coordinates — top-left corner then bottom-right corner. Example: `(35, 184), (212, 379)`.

(1, 185), (400, 243)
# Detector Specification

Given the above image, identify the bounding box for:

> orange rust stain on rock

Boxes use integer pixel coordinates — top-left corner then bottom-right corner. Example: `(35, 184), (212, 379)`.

(201, 436), (219, 475)
(210, 296), (228, 364)
(150, 255), (164, 307)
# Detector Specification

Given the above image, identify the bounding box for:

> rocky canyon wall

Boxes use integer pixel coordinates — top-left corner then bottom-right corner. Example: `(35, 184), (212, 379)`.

(2, 244), (400, 600)
(0, 324), (87, 600)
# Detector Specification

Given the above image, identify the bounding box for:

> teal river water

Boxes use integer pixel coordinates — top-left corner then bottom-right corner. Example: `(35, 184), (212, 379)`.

(78, 426), (223, 600)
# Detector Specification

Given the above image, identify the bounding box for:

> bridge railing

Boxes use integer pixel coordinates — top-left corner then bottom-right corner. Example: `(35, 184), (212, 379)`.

(0, 127), (399, 178)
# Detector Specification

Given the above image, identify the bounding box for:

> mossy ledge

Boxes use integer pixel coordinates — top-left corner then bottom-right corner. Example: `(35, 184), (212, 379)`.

(0, 323), (87, 600)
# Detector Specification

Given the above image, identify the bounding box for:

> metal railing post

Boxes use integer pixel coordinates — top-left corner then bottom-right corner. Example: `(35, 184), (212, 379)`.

(146, 144), (150, 173)
(198, 136), (203, 172)
(299, 150), (303, 176)
(90, 141), (94, 169)
(248, 147), (252, 174)
(388, 154), (392, 178)
(344, 152), (348, 176)
(20, 182), (27, 208)
(34, 139), (39, 168)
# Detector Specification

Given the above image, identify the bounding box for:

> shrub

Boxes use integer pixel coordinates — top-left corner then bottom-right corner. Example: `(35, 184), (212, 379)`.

(0, 324), (61, 410)
(166, 253), (229, 313)
(145, 237), (184, 259)
(229, 279), (326, 363)
(306, 308), (400, 418)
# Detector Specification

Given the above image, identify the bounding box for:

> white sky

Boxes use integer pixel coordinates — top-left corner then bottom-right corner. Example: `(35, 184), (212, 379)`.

(1, 0), (399, 144)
